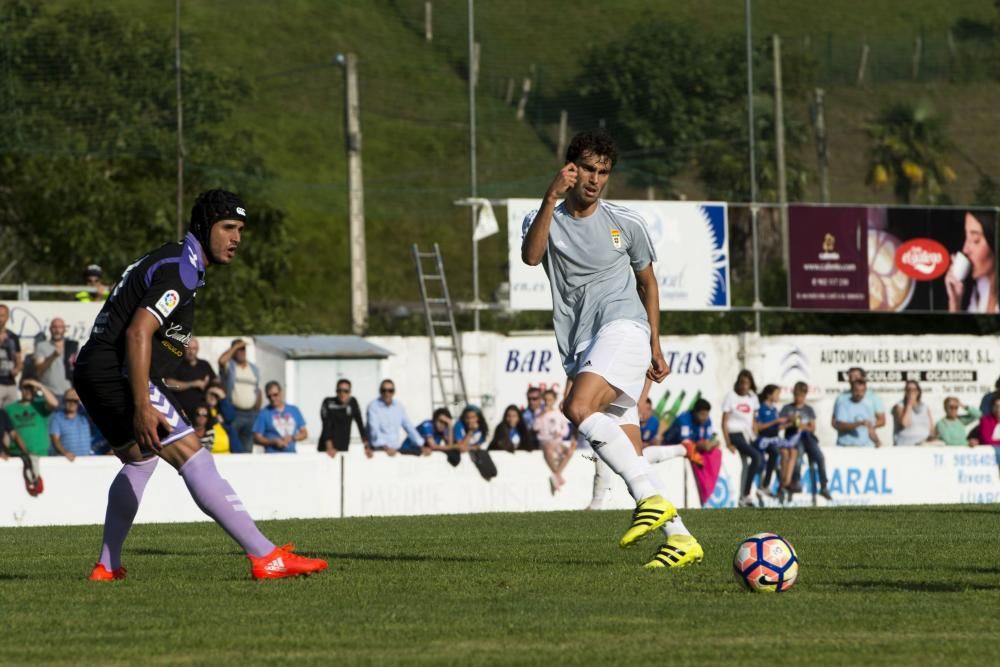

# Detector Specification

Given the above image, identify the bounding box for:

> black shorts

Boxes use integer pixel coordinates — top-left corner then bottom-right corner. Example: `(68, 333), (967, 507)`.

(74, 348), (193, 453)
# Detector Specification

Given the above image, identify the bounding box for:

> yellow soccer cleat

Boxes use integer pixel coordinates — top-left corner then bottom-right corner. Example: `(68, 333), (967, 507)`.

(644, 534), (705, 569)
(619, 495), (677, 548)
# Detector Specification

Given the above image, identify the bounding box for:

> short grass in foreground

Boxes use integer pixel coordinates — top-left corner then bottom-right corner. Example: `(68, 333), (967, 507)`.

(2, 505), (999, 665)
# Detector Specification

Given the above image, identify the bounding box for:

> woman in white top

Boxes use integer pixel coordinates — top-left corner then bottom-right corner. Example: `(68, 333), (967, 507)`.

(892, 380), (933, 447)
(721, 369), (761, 507)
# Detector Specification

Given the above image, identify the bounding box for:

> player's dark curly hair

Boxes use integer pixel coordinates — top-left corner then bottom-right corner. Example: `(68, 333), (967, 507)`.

(565, 129), (618, 168)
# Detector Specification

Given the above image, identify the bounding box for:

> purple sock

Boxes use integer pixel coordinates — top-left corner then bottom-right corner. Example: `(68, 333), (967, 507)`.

(178, 448), (275, 558)
(99, 458), (158, 570)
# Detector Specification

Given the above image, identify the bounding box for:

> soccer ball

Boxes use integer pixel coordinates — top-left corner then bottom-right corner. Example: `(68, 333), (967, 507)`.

(733, 533), (799, 593)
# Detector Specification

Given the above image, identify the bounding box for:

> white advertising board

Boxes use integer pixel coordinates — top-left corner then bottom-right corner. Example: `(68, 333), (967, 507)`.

(752, 335), (1000, 448)
(506, 199), (730, 311)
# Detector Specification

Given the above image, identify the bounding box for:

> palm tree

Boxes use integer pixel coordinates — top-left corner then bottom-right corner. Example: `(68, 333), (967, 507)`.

(865, 102), (956, 204)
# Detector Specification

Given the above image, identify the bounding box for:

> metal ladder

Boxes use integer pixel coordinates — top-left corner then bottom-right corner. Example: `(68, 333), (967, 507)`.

(412, 243), (468, 411)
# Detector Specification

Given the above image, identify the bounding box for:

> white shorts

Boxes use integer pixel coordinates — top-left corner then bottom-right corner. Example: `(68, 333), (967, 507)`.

(573, 319), (651, 417)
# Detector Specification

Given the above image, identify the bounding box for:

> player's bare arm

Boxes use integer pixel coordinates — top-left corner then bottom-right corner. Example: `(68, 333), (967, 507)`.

(522, 162), (578, 266)
(126, 309), (172, 451)
(635, 264), (669, 383)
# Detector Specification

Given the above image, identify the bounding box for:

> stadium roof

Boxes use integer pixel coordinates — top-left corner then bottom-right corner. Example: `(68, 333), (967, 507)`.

(254, 335), (392, 360)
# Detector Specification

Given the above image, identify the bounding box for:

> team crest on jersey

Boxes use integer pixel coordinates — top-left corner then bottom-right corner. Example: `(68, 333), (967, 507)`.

(610, 229), (622, 249)
(155, 290), (180, 318)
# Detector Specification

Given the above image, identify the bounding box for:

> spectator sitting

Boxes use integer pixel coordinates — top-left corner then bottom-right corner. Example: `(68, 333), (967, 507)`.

(193, 402), (230, 454)
(405, 407), (455, 458)
(660, 399), (719, 507)
(0, 407), (38, 494)
(834, 378), (879, 447)
(5, 378), (58, 495)
(832, 366), (886, 439)
(165, 336), (217, 422)
(75, 264), (110, 302)
(218, 338), (261, 454)
(252, 381), (307, 454)
(48, 387), (92, 461)
(780, 381), (831, 500)
(32, 317), (78, 399)
(0, 303), (23, 408)
(934, 396), (980, 446)
(976, 395), (1000, 446)
(978, 375), (1000, 417)
(521, 386), (543, 430)
(318, 378), (367, 458)
(755, 384), (794, 501)
(365, 378), (424, 458)
(454, 404), (497, 481)
(892, 380), (933, 446)
(639, 397), (660, 447)
(489, 404), (537, 452)
(534, 389), (573, 494)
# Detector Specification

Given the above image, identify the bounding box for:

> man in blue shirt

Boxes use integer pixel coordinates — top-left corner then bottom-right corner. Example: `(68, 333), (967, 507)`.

(833, 378), (879, 447)
(638, 398), (660, 446)
(832, 367), (885, 435)
(366, 379), (424, 457)
(402, 407), (453, 457)
(49, 388), (93, 460)
(252, 381), (307, 454)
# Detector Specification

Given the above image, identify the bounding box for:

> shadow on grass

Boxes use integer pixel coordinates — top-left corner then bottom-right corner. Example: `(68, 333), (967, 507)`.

(0, 573), (30, 580)
(836, 579), (1000, 593)
(314, 551), (488, 564)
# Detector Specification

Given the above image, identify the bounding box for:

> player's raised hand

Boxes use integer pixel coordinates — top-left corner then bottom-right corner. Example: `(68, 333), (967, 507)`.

(134, 402), (172, 452)
(545, 162), (578, 201)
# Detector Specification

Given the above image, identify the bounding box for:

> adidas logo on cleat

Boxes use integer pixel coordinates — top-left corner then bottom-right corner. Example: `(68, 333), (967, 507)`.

(263, 557), (286, 573)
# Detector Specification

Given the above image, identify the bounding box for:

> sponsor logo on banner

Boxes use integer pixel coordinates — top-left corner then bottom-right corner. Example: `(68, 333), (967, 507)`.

(507, 199), (729, 311)
(895, 238), (949, 280)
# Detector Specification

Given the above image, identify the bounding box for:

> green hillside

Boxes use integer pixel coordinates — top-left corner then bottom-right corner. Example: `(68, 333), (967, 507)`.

(25, 1), (1000, 333)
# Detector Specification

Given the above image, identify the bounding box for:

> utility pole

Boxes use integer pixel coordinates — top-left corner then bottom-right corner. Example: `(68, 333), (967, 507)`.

(342, 53), (368, 335)
(745, 0), (762, 334)
(468, 0), (480, 331)
(175, 0), (184, 240)
(812, 88), (830, 202)
(773, 34), (789, 273)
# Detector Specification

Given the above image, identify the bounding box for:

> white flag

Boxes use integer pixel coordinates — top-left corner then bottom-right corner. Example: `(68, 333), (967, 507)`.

(473, 199), (499, 241)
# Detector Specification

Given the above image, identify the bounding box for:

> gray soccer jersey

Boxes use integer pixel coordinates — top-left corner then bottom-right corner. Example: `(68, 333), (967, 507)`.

(522, 200), (656, 374)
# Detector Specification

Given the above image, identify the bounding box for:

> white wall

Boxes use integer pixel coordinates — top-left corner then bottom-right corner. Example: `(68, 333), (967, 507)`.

(2, 445), (997, 527)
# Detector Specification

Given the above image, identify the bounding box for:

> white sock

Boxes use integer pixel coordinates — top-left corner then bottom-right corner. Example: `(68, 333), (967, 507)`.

(664, 514), (691, 538)
(643, 444), (686, 464)
(578, 412), (657, 502)
(588, 459), (614, 510)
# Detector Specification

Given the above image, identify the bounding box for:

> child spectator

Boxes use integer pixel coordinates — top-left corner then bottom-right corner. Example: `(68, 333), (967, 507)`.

(454, 405), (496, 480)
(975, 395), (1000, 446)
(660, 398), (718, 506)
(489, 404), (537, 453)
(934, 397), (980, 446)
(407, 407), (454, 458)
(755, 385), (793, 502)
(722, 369), (760, 507)
(780, 382), (831, 501)
(534, 389), (572, 494)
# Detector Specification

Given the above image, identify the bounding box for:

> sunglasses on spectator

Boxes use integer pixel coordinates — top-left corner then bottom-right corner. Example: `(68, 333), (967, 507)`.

(380, 387), (395, 394)
(337, 387), (351, 394)
(195, 411), (209, 418)
(267, 392), (281, 398)
(64, 399), (79, 404)
(528, 395), (541, 401)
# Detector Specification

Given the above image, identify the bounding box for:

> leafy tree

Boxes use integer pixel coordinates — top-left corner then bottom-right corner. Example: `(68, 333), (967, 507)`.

(0, 0), (299, 333)
(864, 102), (956, 204)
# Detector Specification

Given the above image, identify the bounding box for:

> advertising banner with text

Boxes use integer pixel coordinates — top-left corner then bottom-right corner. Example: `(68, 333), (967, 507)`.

(507, 199), (730, 311)
(788, 205), (998, 313)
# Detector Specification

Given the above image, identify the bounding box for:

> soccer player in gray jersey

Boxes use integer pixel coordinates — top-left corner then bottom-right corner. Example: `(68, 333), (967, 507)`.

(522, 129), (703, 569)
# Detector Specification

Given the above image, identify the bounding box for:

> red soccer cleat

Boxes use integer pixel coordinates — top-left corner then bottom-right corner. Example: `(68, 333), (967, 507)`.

(88, 563), (127, 581)
(682, 440), (704, 468)
(249, 543), (328, 580)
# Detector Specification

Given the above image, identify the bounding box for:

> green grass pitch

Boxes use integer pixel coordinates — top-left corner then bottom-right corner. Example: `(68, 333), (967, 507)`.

(2, 506), (998, 665)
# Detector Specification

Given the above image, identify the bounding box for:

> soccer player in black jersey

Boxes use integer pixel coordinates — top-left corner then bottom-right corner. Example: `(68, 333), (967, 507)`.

(75, 189), (327, 581)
